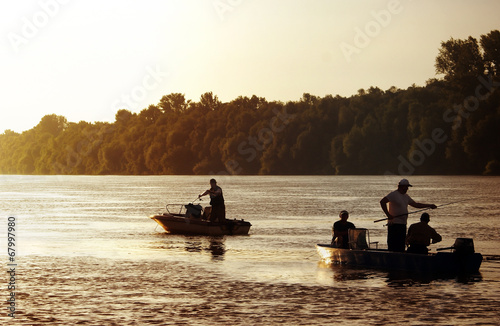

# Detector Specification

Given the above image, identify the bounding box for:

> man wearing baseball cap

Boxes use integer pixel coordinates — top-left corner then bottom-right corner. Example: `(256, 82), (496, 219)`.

(380, 179), (437, 252)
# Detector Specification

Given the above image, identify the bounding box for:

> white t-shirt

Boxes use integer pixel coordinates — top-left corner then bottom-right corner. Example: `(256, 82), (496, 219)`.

(385, 190), (415, 225)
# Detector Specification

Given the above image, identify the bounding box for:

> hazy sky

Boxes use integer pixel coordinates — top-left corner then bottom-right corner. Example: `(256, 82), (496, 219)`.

(1, 0), (499, 133)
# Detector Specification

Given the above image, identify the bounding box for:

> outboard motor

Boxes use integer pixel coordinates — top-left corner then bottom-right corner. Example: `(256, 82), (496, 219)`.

(437, 238), (475, 254)
(453, 238), (475, 254)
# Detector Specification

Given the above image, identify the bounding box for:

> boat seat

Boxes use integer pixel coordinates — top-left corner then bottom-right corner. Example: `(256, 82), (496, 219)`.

(203, 206), (212, 220)
(348, 228), (369, 250)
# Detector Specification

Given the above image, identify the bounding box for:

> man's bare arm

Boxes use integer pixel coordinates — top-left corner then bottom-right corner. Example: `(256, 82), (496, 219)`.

(410, 202), (437, 209)
(380, 197), (393, 220)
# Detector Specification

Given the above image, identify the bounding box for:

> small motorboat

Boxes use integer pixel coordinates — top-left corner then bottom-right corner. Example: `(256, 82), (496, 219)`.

(316, 229), (482, 274)
(150, 203), (251, 236)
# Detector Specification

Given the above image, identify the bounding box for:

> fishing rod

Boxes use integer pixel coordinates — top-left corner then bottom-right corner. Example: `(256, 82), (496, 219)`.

(374, 198), (472, 223)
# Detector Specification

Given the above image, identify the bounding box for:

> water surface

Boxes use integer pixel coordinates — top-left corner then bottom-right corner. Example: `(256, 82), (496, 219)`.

(1, 175), (499, 325)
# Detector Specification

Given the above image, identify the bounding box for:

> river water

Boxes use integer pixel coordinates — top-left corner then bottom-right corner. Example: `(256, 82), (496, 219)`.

(1, 175), (499, 325)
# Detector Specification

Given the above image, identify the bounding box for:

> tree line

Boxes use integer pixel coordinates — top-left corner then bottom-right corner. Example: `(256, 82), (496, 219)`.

(1, 30), (499, 176)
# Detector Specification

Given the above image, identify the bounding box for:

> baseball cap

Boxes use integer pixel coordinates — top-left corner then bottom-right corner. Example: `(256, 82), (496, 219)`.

(398, 179), (412, 187)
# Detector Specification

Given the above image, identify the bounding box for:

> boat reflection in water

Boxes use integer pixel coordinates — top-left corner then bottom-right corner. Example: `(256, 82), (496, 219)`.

(184, 237), (226, 261)
(319, 261), (483, 286)
(153, 234), (227, 262)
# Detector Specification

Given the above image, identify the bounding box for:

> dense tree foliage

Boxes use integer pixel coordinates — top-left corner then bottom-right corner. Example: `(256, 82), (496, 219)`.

(1, 31), (499, 175)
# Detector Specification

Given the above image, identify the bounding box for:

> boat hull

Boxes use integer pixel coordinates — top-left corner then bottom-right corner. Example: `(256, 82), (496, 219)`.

(150, 214), (251, 236)
(316, 244), (482, 274)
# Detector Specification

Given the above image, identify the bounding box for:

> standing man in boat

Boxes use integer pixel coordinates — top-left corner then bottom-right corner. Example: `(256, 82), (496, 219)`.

(199, 179), (226, 222)
(406, 213), (442, 254)
(332, 210), (355, 249)
(380, 179), (437, 252)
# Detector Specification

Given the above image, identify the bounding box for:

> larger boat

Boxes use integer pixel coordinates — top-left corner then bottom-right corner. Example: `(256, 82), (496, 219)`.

(316, 229), (482, 274)
(150, 203), (251, 236)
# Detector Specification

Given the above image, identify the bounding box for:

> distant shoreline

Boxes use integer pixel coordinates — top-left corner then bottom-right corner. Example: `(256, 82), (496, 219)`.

(1, 31), (499, 176)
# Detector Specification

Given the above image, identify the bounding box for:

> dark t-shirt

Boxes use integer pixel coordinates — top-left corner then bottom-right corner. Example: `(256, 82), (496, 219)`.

(333, 220), (355, 248)
(333, 220), (355, 232)
(209, 186), (224, 206)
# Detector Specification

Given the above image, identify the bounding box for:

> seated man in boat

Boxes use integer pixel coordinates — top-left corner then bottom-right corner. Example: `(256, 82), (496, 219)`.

(199, 179), (226, 223)
(332, 210), (355, 249)
(406, 213), (442, 254)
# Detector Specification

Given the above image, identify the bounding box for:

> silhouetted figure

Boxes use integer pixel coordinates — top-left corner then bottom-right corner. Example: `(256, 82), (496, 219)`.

(380, 179), (437, 252)
(199, 179), (225, 222)
(406, 213), (442, 254)
(332, 210), (355, 249)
